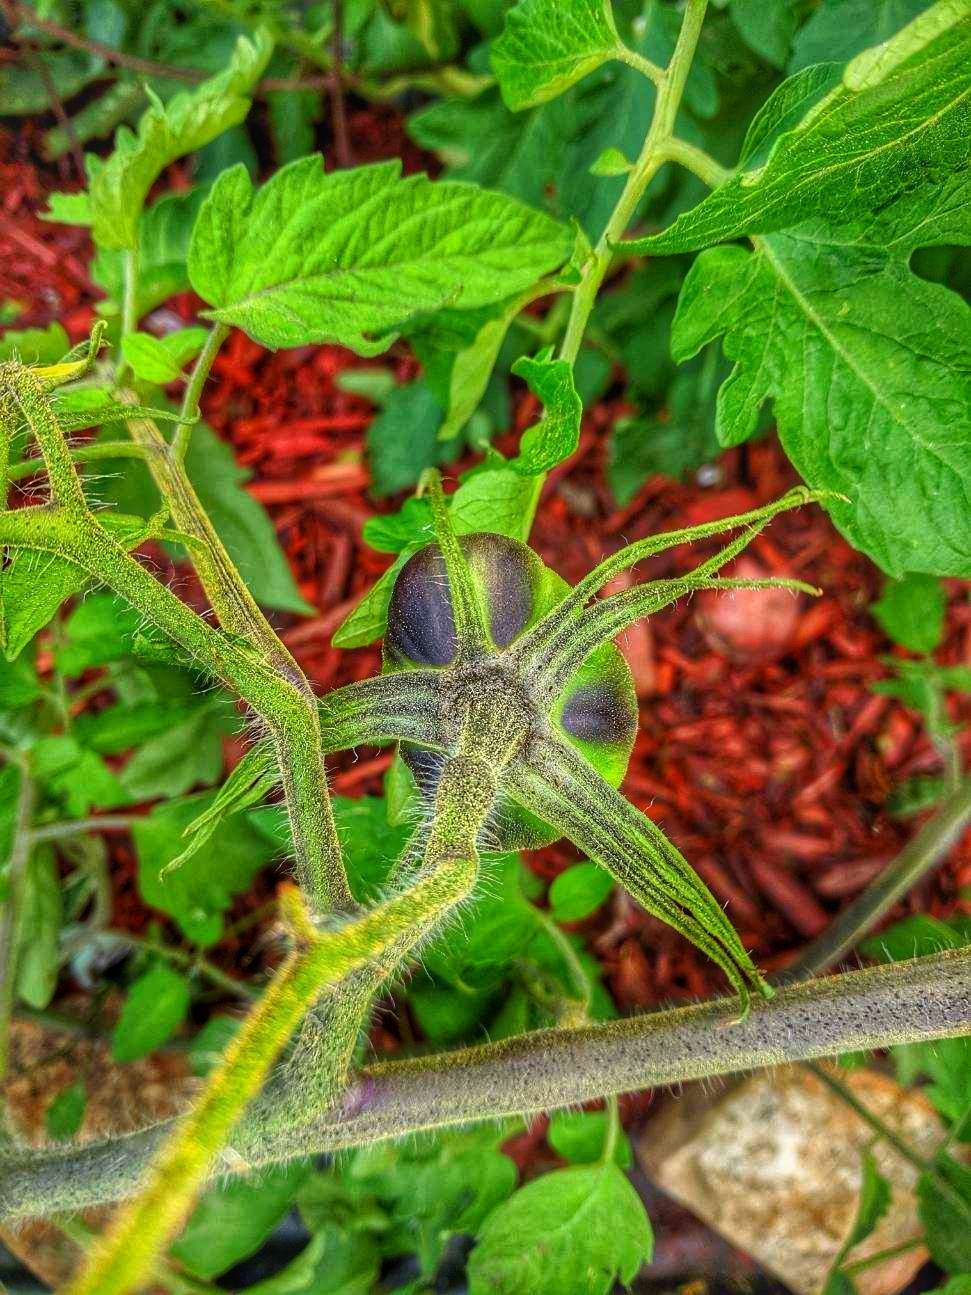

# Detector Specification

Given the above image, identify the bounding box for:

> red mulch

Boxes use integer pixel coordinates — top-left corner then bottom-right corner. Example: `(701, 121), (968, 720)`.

(2, 115), (970, 1020)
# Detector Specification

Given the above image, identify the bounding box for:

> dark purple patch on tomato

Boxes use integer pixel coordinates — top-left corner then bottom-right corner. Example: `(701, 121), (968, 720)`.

(386, 546), (457, 666)
(464, 533), (535, 648)
(560, 682), (636, 746)
(386, 534), (538, 666)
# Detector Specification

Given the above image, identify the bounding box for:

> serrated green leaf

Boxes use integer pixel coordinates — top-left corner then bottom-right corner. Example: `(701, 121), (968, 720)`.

(824, 1151), (891, 1291)
(669, 219), (971, 576)
(511, 347), (582, 474)
(738, 62), (843, 167)
(55, 592), (143, 676)
(492, 0), (621, 110)
(871, 574), (946, 652)
(188, 155), (572, 352)
(90, 32), (271, 250)
(548, 862), (614, 922)
(350, 1127), (517, 1278)
(468, 1163), (653, 1295)
(31, 735), (130, 816)
(112, 964), (191, 1062)
(631, 4), (971, 255)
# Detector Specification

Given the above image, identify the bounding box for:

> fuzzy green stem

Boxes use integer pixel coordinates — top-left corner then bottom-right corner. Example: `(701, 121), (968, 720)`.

(0, 758), (35, 1084)
(5, 951), (968, 1222)
(6, 440), (151, 482)
(662, 136), (730, 187)
(64, 754), (496, 1295)
(558, 0), (709, 368)
(115, 246), (140, 383)
(171, 322), (229, 462)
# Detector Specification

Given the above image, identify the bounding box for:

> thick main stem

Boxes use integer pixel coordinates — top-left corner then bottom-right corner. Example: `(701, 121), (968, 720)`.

(6, 951), (968, 1222)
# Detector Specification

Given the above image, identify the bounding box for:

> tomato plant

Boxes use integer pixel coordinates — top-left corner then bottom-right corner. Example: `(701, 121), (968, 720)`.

(1, 1), (970, 1292)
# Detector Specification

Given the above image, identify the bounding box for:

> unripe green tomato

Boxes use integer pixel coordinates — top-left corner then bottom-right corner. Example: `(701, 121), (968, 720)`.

(383, 532), (637, 849)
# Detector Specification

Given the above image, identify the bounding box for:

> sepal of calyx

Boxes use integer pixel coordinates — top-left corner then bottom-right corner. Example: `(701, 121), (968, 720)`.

(326, 475), (823, 1007)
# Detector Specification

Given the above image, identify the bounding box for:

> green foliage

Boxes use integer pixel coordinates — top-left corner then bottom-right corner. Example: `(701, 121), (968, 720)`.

(188, 156), (573, 352)
(871, 574), (946, 654)
(548, 861), (614, 922)
(133, 795), (282, 945)
(45, 1081), (87, 1141)
(918, 1155), (971, 1273)
(5, 2), (971, 1287)
(467, 1162), (653, 1295)
(171, 1164), (313, 1279)
(111, 965), (191, 1062)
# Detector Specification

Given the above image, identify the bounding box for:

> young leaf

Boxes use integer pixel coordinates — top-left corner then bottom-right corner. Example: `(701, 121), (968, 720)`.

(111, 964), (191, 1062)
(492, 0), (622, 110)
(871, 574), (946, 653)
(548, 861), (614, 922)
(89, 32), (272, 251)
(120, 328), (209, 385)
(511, 347), (582, 475)
(187, 156), (572, 352)
(467, 1163), (653, 1295)
(631, 5), (971, 254)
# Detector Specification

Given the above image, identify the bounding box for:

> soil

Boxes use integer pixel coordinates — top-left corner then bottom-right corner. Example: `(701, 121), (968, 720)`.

(2, 103), (969, 1292)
